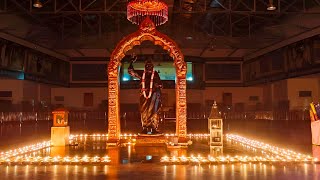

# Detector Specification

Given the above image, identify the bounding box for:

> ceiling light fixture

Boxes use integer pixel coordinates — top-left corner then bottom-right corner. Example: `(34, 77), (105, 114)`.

(127, 0), (168, 26)
(33, 0), (43, 8)
(267, 0), (276, 11)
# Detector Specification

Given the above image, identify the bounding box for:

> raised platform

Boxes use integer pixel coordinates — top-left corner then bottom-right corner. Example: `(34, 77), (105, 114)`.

(135, 134), (167, 146)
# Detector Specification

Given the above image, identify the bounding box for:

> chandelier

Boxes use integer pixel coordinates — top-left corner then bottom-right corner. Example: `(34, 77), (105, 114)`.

(127, 0), (168, 26)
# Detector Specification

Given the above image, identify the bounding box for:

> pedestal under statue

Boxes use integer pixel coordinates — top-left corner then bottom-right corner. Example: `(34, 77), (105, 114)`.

(128, 55), (162, 134)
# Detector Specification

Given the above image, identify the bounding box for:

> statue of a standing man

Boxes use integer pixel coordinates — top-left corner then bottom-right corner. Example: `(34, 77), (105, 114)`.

(128, 55), (162, 134)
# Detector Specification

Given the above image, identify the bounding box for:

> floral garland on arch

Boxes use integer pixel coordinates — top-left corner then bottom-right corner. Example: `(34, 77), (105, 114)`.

(141, 68), (155, 99)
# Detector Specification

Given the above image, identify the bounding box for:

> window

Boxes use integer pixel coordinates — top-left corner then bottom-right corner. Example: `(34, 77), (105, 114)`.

(249, 96), (259, 101)
(205, 64), (241, 80)
(0, 91), (12, 97)
(72, 64), (107, 81)
(121, 62), (193, 81)
(84, 93), (93, 107)
(223, 93), (232, 106)
(54, 96), (64, 101)
(299, 91), (312, 97)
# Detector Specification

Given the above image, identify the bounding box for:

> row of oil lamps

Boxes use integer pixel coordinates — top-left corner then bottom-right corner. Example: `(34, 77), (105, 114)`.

(69, 133), (210, 139)
(160, 155), (317, 164)
(0, 133), (209, 159)
(225, 134), (311, 160)
(160, 134), (317, 164)
(0, 133), (316, 165)
(0, 141), (51, 159)
(1, 154), (315, 165)
(0, 155), (111, 165)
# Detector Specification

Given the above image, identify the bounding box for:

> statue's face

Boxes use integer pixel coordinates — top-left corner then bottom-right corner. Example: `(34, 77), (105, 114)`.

(145, 61), (153, 73)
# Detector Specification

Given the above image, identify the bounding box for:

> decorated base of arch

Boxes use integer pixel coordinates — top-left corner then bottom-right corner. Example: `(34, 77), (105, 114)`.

(107, 17), (187, 144)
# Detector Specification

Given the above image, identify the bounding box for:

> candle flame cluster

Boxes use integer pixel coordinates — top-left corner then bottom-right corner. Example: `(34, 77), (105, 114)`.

(0, 139), (112, 165)
(69, 133), (210, 139)
(2, 133), (316, 165)
(160, 155), (317, 164)
(187, 134), (210, 138)
(160, 134), (318, 164)
(0, 141), (50, 159)
(0, 155), (111, 165)
(226, 134), (313, 161)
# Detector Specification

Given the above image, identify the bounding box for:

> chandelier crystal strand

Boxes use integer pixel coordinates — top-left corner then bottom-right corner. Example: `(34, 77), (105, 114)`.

(127, 0), (168, 26)
(141, 69), (155, 99)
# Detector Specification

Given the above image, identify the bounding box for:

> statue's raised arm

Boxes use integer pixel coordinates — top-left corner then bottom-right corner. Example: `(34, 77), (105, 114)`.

(128, 55), (142, 79)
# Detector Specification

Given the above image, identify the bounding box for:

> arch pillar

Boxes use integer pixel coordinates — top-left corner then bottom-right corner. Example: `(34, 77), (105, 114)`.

(176, 77), (187, 143)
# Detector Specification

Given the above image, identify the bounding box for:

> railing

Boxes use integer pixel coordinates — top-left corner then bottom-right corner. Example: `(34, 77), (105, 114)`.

(69, 111), (108, 121)
(225, 111), (310, 121)
(163, 111), (207, 121)
(0, 112), (52, 123)
(163, 110), (310, 121)
(0, 110), (311, 124)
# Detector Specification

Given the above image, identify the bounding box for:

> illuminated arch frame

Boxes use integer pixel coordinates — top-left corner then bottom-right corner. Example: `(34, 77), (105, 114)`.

(107, 17), (187, 144)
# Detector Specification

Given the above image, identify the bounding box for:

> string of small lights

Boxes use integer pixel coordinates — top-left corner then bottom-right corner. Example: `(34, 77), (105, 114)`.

(226, 134), (311, 160)
(0, 133), (206, 164)
(160, 134), (318, 164)
(0, 155), (111, 165)
(69, 133), (210, 139)
(1, 133), (317, 165)
(160, 154), (317, 164)
(0, 141), (51, 159)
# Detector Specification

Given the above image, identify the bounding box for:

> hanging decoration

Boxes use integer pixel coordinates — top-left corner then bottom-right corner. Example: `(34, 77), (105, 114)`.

(127, 0), (168, 26)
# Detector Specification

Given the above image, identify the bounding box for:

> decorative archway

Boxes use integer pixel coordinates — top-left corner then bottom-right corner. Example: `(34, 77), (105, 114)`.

(107, 17), (187, 144)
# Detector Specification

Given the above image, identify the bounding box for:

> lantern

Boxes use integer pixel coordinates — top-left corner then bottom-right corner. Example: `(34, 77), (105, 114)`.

(208, 101), (223, 155)
(52, 108), (69, 127)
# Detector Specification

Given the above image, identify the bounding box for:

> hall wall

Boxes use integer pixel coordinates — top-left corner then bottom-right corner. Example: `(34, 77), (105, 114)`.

(0, 79), (23, 104)
(204, 87), (263, 111)
(0, 79), (53, 110)
(50, 87), (264, 111)
(0, 77), (319, 111)
(287, 78), (319, 110)
(51, 87), (107, 109)
(260, 77), (320, 111)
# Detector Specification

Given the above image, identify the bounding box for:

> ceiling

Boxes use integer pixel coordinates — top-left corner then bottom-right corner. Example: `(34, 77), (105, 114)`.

(1, 0), (320, 59)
